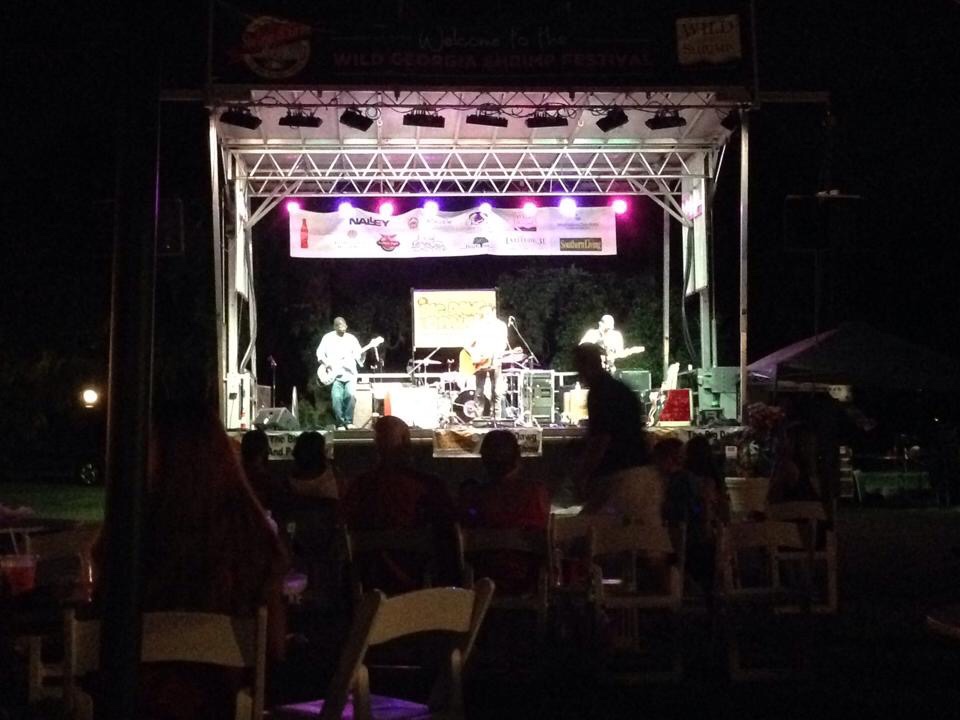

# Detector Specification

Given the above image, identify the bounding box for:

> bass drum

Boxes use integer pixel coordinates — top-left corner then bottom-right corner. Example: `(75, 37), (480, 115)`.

(452, 390), (481, 423)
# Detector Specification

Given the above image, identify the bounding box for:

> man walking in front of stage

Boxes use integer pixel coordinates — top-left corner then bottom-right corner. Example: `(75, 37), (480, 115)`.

(317, 316), (364, 429)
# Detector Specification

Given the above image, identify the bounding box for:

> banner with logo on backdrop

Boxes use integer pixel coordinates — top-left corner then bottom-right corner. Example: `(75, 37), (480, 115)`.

(290, 205), (616, 258)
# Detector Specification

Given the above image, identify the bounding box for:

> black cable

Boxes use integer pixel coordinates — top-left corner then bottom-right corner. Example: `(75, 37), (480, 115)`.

(679, 225), (697, 364)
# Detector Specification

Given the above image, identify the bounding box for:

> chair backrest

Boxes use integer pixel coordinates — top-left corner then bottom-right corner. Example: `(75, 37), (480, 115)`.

(321, 581), (495, 719)
(718, 521), (805, 592)
(63, 607), (267, 720)
(588, 523), (686, 598)
(766, 501), (827, 522)
(459, 526), (548, 556)
(549, 513), (619, 548)
(29, 523), (100, 588)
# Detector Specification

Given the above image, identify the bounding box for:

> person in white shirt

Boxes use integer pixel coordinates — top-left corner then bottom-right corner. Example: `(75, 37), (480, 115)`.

(466, 305), (508, 418)
(316, 317), (364, 429)
(579, 314), (626, 372)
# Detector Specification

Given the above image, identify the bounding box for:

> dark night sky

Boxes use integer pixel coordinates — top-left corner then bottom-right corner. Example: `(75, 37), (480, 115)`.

(3, 1), (960, 399)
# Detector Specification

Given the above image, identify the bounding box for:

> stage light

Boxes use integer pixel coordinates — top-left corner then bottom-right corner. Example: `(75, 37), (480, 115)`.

(645, 109), (687, 131)
(465, 110), (509, 128)
(559, 198), (577, 217)
(525, 111), (569, 129)
(479, 202), (492, 214)
(219, 107), (262, 130)
(338, 201), (354, 219)
(611, 198), (628, 215)
(81, 388), (99, 408)
(286, 200), (301, 214)
(339, 108), (374, 132)
(279, 109), (321, 128)
(720, 109), (740, 131)
(522, 201), (538, 217)
(596, 107), (629, 133)
(379, 201), (395, 218)
(403, 108), (445, 128)
(423, 200), (439, 217)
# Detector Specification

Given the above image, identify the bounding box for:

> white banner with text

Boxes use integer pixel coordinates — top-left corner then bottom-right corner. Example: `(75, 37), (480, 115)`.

(290, 205), (616, 258)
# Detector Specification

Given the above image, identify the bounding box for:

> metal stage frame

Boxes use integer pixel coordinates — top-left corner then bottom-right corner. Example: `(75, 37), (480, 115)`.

(208, 88), (748, 429)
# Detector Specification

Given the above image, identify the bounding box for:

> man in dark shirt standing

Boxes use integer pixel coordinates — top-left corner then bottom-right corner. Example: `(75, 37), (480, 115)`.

(572, 343), (649, 509)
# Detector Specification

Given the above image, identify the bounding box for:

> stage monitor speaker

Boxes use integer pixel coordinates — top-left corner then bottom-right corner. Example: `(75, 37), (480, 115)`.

(522, 371), (555, 422)
(354, 385), (374, 429)
(253, 407), (300, 431)
(619, 370), (652, 395)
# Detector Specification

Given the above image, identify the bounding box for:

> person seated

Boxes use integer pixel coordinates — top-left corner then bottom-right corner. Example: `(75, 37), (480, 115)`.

(240, 429), (285, 514)
(768, 424), (821, 505)
(342, 416), (456, 593)
(92, 402), (288, 720)
(288, 431), (339, 501)
(466, 430), (549, 595)
(682, 435), (730, 602)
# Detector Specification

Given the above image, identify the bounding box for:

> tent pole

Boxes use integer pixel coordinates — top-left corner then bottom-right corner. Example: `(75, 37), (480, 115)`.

(208, 115), (226, 420)
(739, 110), (751, 422)
(662, 205), (670, 380)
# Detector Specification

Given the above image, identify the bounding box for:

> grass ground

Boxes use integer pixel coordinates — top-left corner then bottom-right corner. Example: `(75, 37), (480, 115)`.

(0, 483), (105, 523)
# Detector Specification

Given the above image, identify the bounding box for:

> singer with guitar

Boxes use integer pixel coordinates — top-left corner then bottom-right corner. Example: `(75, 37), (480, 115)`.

(460, 305), (508, 418)
(316, 316), (384, 429)
(579, 314), (644, 373)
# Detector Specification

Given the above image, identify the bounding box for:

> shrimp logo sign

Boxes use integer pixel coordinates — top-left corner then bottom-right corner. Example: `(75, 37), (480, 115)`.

(241, 16), (312, 79)
(377, 234), (400, 252)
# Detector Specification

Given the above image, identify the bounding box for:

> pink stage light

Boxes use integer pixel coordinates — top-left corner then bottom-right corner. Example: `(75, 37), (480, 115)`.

(479, 201), (493, 214)
(286, 200), (301, 214)
(379, 201), (395, 218)
(558, 197), (577, 217)
(611, 198), (628, 215)
(522, 201), (538, 217)
(423, 200), (439, 216)
(337, 201), (354, 219)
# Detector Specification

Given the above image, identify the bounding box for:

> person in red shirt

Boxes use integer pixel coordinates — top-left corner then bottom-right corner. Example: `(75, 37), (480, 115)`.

(342, 416), (455, 593)
(468, 430), (549, 595)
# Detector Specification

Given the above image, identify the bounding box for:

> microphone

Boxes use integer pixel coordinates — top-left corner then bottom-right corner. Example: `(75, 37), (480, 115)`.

(507, 315), (515, 325)
(267, 355), (277, 368)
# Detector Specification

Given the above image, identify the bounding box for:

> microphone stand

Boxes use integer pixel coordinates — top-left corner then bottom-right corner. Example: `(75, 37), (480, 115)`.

(268, 356), (278, 407)
(508, 317), (539, 367)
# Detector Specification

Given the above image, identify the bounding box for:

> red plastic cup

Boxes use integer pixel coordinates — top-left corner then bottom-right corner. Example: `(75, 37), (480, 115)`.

(1, 554), (37, 595)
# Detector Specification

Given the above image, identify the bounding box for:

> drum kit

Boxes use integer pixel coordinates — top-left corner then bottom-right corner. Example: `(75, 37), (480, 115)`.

(404, 348), (538, 425)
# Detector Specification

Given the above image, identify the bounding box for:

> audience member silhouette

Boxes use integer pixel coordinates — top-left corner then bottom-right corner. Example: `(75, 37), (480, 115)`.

(289, 431), (339, 500)
(241, 429), (285, 513)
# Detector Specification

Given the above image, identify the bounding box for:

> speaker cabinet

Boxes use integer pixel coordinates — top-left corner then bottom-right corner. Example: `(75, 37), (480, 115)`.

(253, 407), (300, 431)
(353, 385), (374, 428)
(618, 370), (652, 395)
(522, 371), (555, 422)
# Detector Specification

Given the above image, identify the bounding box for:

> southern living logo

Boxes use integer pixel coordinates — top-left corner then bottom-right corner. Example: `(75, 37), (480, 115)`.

(559, 237), (602, 252)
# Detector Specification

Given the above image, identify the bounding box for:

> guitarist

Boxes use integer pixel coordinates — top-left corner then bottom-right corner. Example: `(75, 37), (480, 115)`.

(465, 305), (508, 418)
(316, 316), (368, 429)
(579, 314), (643, 373)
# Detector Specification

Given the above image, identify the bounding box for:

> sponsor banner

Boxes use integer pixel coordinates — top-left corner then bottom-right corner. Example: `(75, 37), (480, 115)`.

(433, 426), (543, 458)
(211, 1), (751, 89)
(290, 205), (616, 258)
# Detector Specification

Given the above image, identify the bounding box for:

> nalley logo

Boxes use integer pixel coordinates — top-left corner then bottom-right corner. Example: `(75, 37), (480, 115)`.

(350, 217), (389, 227)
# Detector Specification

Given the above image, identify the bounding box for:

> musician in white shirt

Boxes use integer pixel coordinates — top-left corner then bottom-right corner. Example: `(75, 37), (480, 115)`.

(316, 317), (364, 429)
(580, 314), (625, 368)
(467, 305), (508, 418)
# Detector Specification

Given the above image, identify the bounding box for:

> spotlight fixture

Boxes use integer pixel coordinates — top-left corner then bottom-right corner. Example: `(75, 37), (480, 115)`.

(611, 198), (628, 215)
(423, 200), (439, 216)
(645, 109), (687, 131)
(403, 107), (445, 128)
(525, 110), (569, 129)
(522, 201), (538, 217)
(219, 107), (262, 130)
(279, 109), (322, 128)
(720, 109), (740, 131)
(465, 109), (509, 128)
(558, 198), (577, 217)
(286, 200), (301, 214)
(339, 108), (374, 132)
(337, 201), (354, 219)
(596, 107), (629, 133)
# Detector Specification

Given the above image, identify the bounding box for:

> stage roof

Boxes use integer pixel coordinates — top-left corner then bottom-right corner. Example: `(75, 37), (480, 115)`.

(212, 88), (739, 222)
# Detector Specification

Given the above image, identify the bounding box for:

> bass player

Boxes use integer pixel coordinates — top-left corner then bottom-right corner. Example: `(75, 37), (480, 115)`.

(316, 316), (383, 429)
(462, 304), (508, 418)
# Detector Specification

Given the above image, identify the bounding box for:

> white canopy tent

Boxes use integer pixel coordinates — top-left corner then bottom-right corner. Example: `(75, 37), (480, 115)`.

(207, 87), (748, 428)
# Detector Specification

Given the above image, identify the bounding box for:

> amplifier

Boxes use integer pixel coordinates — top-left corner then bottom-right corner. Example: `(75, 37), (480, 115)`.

(253, 407), (300, 431)
(521, 371), (555, 422)
(619, 370), (652, 395)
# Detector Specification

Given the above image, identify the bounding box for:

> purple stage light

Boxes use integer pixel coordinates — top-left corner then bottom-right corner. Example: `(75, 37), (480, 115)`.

(479, 201), (492, 214)
(337, 201), (354, 219)
(522, 201), (538, 217)
(286, 200), (301, 213)
(423, 200), (439, 217)
(559, 197), (577, 217)
(611, 198), (628, 215)
(379, 201), (395, 218)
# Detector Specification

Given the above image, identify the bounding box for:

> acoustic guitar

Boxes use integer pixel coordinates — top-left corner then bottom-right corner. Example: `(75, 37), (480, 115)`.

(317, 336), (384, 385)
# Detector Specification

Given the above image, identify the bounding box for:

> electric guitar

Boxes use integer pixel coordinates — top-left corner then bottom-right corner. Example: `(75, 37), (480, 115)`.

(317, 336), (384, 385)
